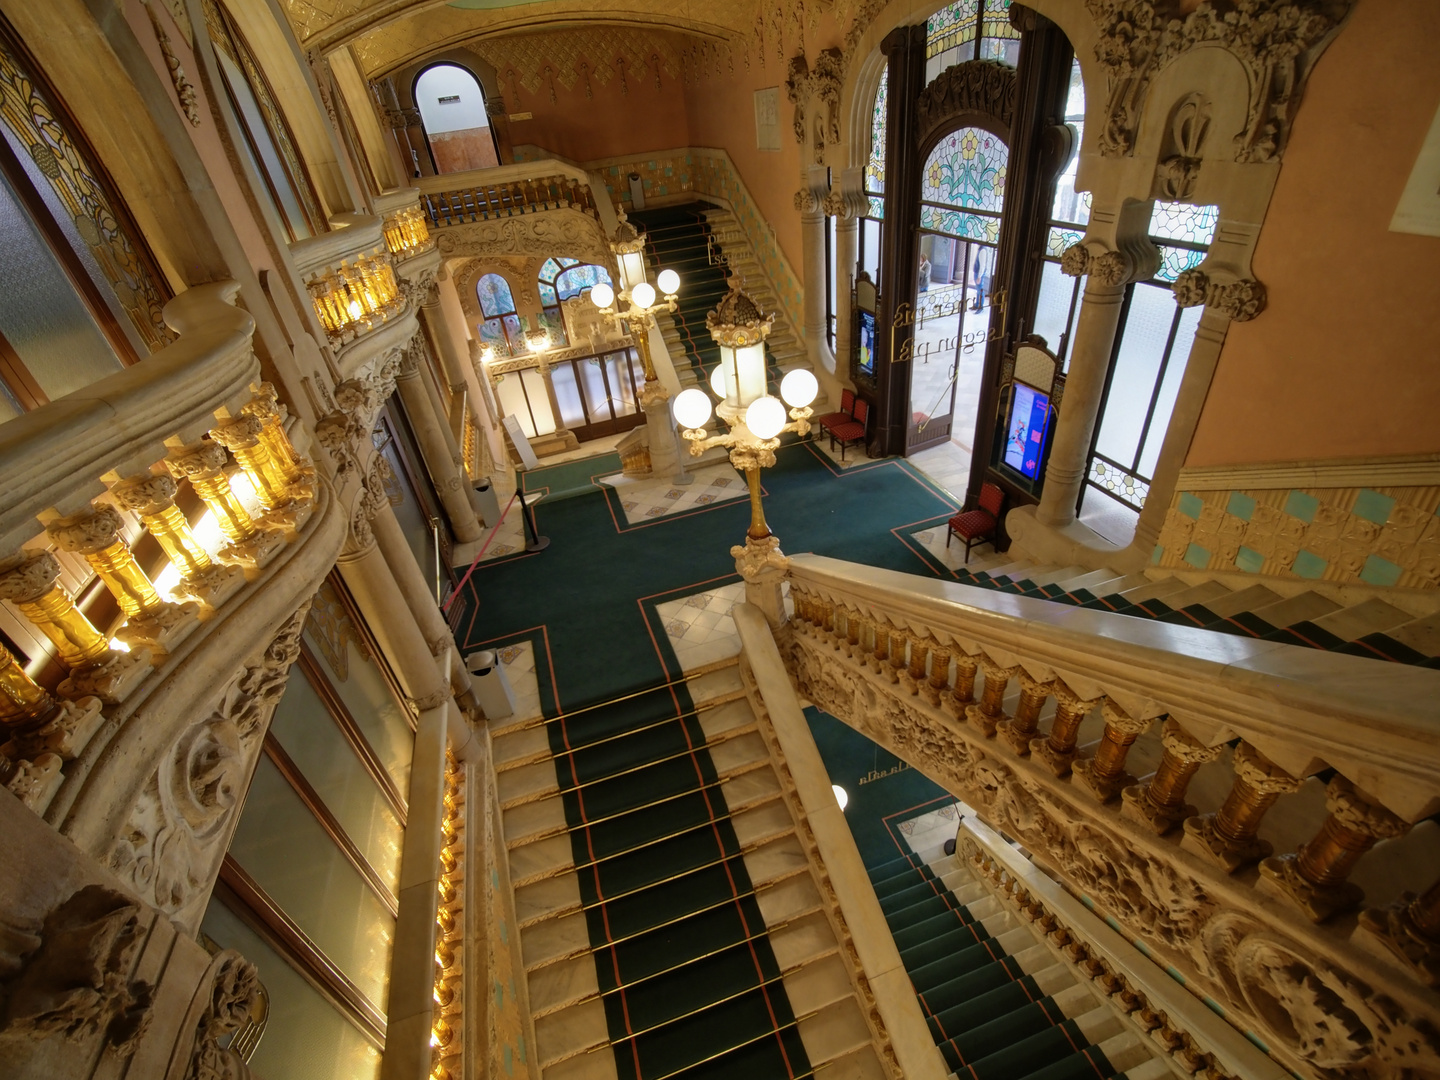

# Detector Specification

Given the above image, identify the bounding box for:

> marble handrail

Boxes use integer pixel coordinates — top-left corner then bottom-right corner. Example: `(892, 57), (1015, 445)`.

(0, 281), (257, 556)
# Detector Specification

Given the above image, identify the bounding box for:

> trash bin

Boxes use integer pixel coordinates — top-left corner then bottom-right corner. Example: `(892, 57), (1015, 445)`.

(465, 649), (516, 720)
(472, 478), (501, 527)
(628, 171), (645, 210)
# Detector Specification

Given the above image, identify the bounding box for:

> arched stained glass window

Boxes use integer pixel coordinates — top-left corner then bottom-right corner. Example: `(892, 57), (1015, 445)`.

(476, 272), (522, 355)
(555, 263), (610, 301)
(535, 258), (611, 349)
(919, 127), (1007, 243)
(926, 0), (1020, 78)
(865, 68), (887, 220)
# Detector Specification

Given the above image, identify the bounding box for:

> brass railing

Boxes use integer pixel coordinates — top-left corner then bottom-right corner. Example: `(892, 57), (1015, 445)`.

(783, 554), (1440, 1080)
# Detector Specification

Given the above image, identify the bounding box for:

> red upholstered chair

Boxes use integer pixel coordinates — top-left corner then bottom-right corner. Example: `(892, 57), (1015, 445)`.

(816, 388), (855, 438)
(828, 397), (869, 461)
(947, 482), (1004, 562)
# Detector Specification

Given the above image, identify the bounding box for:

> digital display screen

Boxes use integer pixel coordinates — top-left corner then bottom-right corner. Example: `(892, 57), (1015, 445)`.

(857, 309), (876, 376)
(1004, 383), (1051, 480)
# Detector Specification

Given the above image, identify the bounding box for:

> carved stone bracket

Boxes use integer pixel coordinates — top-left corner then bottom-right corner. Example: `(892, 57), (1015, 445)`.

(1172, 269), (1268, 321)
(785, 48), (845, 164)
(1060, 243), (1134, 286)
(184, 950), (259, 1080)
(1086, 0), (1353, 162)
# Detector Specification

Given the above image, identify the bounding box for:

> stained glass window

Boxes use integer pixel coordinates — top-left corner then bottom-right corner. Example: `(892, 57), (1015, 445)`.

(865, 68), (887, 219)
(1148, 202), (1217, 283)
(1050, 59), (1089, 227)
(555, 263), (611, 301)
(927, 0), (980, 58)
(921, 206), (1000, 243)
(477, 273), (515, 319)
(927, 0), (1019, 76)
(922, 128), (1007, 214)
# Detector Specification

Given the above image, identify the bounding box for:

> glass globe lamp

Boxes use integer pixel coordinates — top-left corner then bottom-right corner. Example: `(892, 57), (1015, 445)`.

(744, 395), (786, 440)
(673, 388), (713, 430)
(589, 282), (614, 310)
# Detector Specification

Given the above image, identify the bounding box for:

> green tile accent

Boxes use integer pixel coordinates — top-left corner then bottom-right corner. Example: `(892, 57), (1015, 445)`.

(1235, 546), (1265, 574)
(1352, 488), (1396, 525)
(1360, 554), (1403, 587)
(1284, 490), (1320, 522)
(1226, 491), (1257, 521)
(1291, 549), (1328, 579)
(1152, 544), (1164, 564)
(1184, 543), (1211, 569)
(1178, 492), (1204, 519)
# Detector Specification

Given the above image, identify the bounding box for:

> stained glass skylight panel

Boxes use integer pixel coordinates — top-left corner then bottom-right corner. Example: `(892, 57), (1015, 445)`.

(555, 263), (611, 301)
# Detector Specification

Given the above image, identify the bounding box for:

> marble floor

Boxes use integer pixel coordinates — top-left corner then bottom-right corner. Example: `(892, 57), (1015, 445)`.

(600, 461), (747, 524)
(906, 520), (995, 571)
(655, 580), (795, 672)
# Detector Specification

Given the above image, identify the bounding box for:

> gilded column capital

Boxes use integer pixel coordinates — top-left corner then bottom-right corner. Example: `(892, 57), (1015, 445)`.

(1233, 741), (1302, 795)
(1053, 679), (1102, 714)
(209, 414), (267, 452)
(1100, 700), (1152, 737)
(1326, 777), (1408, 840)
(165, 439), (230, 481)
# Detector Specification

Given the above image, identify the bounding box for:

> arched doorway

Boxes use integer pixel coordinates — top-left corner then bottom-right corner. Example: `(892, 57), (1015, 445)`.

(413, 63), (499, 173)
(908, 124), (1008, 453)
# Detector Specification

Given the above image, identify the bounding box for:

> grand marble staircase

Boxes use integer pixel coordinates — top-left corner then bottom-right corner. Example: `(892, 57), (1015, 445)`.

(945, 550), (1440, 667)
(490, 658), (887, 1080)
(871, 818), (1169, 1080)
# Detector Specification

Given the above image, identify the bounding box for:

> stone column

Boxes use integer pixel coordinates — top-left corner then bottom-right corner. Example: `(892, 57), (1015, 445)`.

(1036, 205), (1158, 529)
(420, 280), (470, 394)
(640, 381), (679, 482)
(396, 338), (483, 544)
(336, 492), (450, 712)
(797, 170), (835, 377)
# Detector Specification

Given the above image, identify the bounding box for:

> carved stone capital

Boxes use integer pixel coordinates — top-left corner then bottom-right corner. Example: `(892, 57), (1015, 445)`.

(1258, 852), (1363, 923)
(4, 752), (64, 812)
(1100, 700), (1152, 737)
(57, 648), (154, 706)
(1159, 718), (1221, 764)
(1357, 896), (1440, 988)
(1059, 243), (1091, 278)
(1171, 270), (1268, 321)
(10, 695), (105, 762)
(48, 505), (127, 555)
(165, 440), (229, 481)
(732, 533), (790, 583)
(1325, 776), (1407, 840)
(209, 414), (266, 452)
(1233, 741), (1301, 795)
(114, 601), (203, 655)
(0, 552), (63, 604)
(112, 474), (179, 516)
(793, 187), (822, 214)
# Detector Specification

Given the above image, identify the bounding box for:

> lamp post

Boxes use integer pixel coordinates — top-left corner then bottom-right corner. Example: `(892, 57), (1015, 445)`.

(589, 211), (685, 480)
(672, 279), (818, 628)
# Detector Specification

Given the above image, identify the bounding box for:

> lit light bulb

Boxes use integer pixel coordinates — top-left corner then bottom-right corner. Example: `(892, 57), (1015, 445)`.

(780, 368), (818, 408)
(347, 299), (363, 320)
(589, 282), (614, 309)
(657, 268), (680, 296)
(744, 395), (786, 439)
(832, 784), (849, 811)
(673, 387), (714, 430)
(630, 281), (656, 309)
(709, 364), (727, 399)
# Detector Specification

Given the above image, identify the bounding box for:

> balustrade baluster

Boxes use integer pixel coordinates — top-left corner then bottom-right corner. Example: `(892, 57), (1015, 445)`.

(967, 655), (1018, 736)
(1360, 875), (1440, 987)
(48, 505), (201, 656)
(112, 474), (245, 609)
(166, 441), (285, 571)
(1030, 680), (1098, 776)
(940, 651), (978, 722)
(0, 637), (104, 764)
(1072, 702), (1152, 803)
(870, 621), (899, 683)
(1121, 719), (1221, 833)
(0, 552), (152, 703)
(839, 607), (860, 656)
(1182, 741), (1301, 873)
(241, 383), (316, 493)
(510, 183), (524, 215)
(901, 635), (927, 696)
(1259, 776), (1408, 921)
(923, 641), (950, 708)
(997, 672), (1051, 755)
(211, 415), (315, 536)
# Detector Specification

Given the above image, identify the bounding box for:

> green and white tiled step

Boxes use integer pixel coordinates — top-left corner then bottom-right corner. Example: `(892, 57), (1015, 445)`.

(868, 824), (1166, 1080)
(951, 552), (1440, 669)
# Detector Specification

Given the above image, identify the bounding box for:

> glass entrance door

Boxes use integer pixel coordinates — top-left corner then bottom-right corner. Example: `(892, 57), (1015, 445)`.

(549, 348), (647, 442)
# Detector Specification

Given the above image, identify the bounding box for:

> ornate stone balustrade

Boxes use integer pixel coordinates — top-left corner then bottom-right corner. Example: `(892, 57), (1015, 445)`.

(374, 187), (435, 260)
(418, 159), (598, 227)
(0, 281), (344, 933)
(289, 212), (405, 347)
(782, 554), (1440, 1080)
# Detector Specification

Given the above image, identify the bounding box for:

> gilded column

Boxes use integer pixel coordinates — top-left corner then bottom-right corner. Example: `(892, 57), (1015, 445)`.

(1260, 776), (1408, 921)
(166, 440), (286, 571)
(1032, 680), (1101, 776)
(1072, 702), (1152, 803)
(211, 415), (314, 534)
(47, 505), (201, 655)
(997, 673), (1052, 755)
(1183, 741), (1301, 873)
(923, 642), (951, 708)
(111, 474), (246, 609)
(1121, 719), (1221, 833)
(242, 381), (316, 492)
(0, 553), (152, 703)
(0, 638), (104, 766)
(966, 656), (1019, 736)
(943, 652), (979, 722)
(1359, 875), (1440, 988)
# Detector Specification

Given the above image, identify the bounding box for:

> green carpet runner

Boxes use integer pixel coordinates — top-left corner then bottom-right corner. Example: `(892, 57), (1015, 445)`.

(546, 677), (811, 1079)
(866, 851), (1118, 1080)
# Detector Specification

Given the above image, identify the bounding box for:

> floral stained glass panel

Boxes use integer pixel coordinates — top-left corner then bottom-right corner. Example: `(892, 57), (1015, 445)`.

(477, 273), (515, 318)
(980, 0), (1018, 39)
(923, 127), (1008, 214)
(927, 0), (980, 57)
(1153, 245), (1207, 283)
(921, 206), (999, 243)
(866, 68), (887, 204)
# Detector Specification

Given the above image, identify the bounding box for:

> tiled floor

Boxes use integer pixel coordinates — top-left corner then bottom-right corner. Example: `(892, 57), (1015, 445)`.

(655, 581), (796, 672)
(895, 799), (966, 852)
(806, 432), (872, 471)
(463, 639), (542, 725)
(907, 440), (972, 504)
(601, 461), (747, 525)
(1077, 492), (1141, 547)
(906, 523), (996, 572)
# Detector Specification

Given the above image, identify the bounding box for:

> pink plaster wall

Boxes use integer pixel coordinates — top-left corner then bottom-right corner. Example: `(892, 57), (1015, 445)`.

(430, 127), (500, 171)
(1186, 1), (1440, 467)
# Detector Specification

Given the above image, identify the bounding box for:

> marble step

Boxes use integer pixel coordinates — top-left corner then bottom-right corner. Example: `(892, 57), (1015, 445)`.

(1201, 583), (1284, 618)
(1388, 609), (1440, 656)
(1310, 596), (1413, 640)
(1248, 589), (1341, 628)
(1158, 580), (1233, 610)
(1115, 577), (1191, 603)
